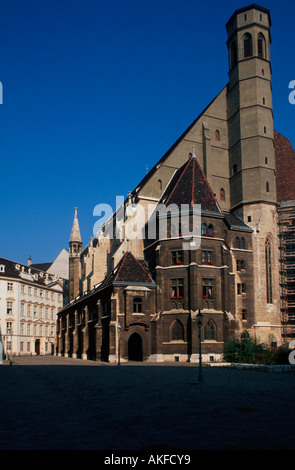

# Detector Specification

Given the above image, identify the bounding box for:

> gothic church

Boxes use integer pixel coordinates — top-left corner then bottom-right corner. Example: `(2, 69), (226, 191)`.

(56, 4), (295, 362)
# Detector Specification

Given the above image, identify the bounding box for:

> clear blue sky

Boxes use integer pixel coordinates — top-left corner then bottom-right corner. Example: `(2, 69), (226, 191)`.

(0, 0), (294, 265)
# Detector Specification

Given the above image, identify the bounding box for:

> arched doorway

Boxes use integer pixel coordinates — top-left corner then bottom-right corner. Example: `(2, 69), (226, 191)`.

(128, 333), (143, 361)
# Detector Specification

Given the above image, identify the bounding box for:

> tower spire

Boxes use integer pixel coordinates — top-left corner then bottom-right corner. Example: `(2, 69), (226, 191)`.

(70, 207), (82, 243)
(69, 207), (82, 301)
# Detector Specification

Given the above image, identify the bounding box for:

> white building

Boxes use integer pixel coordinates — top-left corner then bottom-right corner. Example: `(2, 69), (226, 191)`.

(0, 254), (67, 358)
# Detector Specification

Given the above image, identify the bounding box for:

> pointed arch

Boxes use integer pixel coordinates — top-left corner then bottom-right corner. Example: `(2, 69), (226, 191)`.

(265, 237), (273, 303)
(204, 319), (217, 341)
(258, 33), (266, 59)
(171, 319), (184, 341)
(243, 33), (253, 58)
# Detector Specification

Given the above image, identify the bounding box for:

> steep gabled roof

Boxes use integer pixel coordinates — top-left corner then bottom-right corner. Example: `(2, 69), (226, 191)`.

(274, 130), (295, 202)
(159, 153), (221, 213)
(103, 251), (154, 286)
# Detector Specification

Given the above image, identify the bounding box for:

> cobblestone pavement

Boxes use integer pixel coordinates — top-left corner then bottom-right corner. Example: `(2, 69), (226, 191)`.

(0, 355), (294, 451)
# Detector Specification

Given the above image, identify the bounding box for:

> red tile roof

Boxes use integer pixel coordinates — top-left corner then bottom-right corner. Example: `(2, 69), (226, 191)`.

(275, 131), (295, 202)
(160, 154), (221, 212)
(113, 251), (154, 284)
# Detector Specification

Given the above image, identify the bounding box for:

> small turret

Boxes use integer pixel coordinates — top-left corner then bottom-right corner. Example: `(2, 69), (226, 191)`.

(69, 207), (82, 301)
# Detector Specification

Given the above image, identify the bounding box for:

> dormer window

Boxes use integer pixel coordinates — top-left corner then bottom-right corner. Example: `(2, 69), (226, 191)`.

(0, 265), (5, 272)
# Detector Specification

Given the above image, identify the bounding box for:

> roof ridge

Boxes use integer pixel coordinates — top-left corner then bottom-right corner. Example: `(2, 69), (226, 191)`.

(164, 157), (192, 207)
(194, 156), (222, 212)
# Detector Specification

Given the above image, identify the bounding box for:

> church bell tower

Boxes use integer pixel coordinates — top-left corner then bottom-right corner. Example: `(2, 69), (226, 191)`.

(226, 5), (281, 345)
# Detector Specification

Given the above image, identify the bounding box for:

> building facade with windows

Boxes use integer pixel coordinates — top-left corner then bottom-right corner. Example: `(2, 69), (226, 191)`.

(56, 4), (294, 362)
(0, 256), (66, 358)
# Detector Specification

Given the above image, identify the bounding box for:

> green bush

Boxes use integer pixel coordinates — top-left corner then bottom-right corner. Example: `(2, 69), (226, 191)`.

(223, 331), (291, 365)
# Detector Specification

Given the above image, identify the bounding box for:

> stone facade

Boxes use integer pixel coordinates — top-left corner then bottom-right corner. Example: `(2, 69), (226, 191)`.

(56, 4), (291, 363)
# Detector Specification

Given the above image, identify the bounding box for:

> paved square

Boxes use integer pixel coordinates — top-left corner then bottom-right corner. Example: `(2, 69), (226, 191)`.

(0, 356), (294, 450)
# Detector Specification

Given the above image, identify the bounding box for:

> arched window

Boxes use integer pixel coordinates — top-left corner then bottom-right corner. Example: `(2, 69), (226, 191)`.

(220, 188), (225, 201)
(234, 237), (240, 248)
(171, 320), (184, 341)
(204, 320), (216, 341)
(258, 33), (266, 58)
(240, 237), (245, 249)
(231, 41), (237, 68)
(265, 238), (272, 303)
(201, 223), (207, 236)
(133, 297), (142, 313)
(243, 33), (253, 58)
(158, 179), (162, 192)
(208, 224), (214, 237)
(215, 130), (220, 141)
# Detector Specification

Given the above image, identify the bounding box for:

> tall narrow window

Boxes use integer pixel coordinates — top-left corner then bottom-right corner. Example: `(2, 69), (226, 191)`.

(265, 238), (272, 303)
(220, 188), (225, 201)
(266, 181), (270, 192)
(171, 279), (184, 299)
(215, 130), (220, 141)
(158, 179), (162, 192)
(243, 33), (253, 58)
(258, 33), (266, 58)
(204, 320), (216, 340)
(171, 320), (184, 341)
(133, 297), (142, 313)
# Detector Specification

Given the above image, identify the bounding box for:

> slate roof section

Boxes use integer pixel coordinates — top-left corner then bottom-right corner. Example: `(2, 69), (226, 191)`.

(104, 251), (154, 286)
(31, 262), (52, 271)
(0, 256), (56, 286)
(159, 154), (221, 213)
(274, 131), (295, 203)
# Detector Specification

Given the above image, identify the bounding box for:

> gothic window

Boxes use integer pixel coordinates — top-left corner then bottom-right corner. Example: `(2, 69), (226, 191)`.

(133, 297), (142, 313)
(258, 33), (266, 58)
(201, 223), (207, 236)
(215, 130), (220, 141)
(234, 237), (240, 248)
(171, 319), (184, 341)
(243, 33), (253, 58)
(265, 238), (273, 303)
(220, 188), (225, 201)
(204, 320), (216, 341)
(240, 237), (245, 249)
(208, 224), (214, 236)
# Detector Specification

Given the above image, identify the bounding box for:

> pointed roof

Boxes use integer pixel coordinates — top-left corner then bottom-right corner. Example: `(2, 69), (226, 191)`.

(103, 251), (154, 287)
(70, 207), (82, 243)
(159, 152), (221, 213)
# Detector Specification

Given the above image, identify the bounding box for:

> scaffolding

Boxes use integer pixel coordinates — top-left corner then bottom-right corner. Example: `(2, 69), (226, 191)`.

(278, 200), (295, 344)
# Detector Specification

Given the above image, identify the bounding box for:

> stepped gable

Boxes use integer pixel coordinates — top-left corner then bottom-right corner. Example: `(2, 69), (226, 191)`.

(274, 131), (295, 202)
(159, 153), (221, 213)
